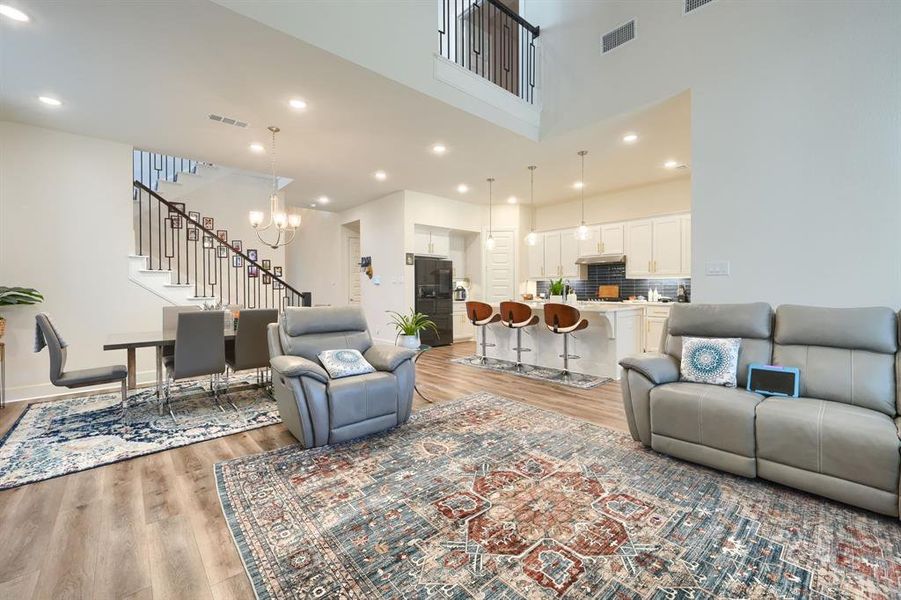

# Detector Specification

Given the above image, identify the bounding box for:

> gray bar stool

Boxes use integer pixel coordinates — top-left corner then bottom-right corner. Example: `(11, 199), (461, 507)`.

(499, 301), (540, 372)
(465, 301), (500, 364)
(543, 303), (589, 381)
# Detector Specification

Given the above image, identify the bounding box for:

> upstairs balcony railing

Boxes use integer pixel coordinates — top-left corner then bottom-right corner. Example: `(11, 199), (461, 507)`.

(439, 0), (539, 104)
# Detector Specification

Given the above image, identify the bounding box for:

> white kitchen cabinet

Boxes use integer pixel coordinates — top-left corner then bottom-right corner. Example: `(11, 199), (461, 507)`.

(414, 228), (431, 255)
(642, 305), (671, 352)
(449, 234), (466, 279)
(431, 229), (450, 257)
(413, 225), (450, 257)
(577, 225), (602, 257)
(600, 223), (625, 254)
(651, 216), (682, 276)
(452, 303), (475, 341)
(680, 214), (691, 276)
(560, 233), (580, 278)
(543, 232), (562, 278)
(526, 234), (546, 279)
(626, 220), (653, 278)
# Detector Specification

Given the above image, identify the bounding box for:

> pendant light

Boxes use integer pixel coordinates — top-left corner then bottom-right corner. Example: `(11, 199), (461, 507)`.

(485, 177), (496, 250)
(574, 150), (592, 241)
(248, 126), (302, 249)
(525, 166), (539, 246)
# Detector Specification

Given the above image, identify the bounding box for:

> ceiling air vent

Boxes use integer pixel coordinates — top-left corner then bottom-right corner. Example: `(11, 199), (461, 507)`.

(208, 114), (248, 128)
(602, 20), (635, 54)
(684, 0), (715, 14)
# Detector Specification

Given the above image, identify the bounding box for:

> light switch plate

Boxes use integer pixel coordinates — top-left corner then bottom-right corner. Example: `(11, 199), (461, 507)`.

(705, 261), (730, 276)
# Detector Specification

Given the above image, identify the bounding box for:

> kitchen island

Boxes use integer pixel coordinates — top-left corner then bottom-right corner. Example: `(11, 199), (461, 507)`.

(482, 302), (642, 380)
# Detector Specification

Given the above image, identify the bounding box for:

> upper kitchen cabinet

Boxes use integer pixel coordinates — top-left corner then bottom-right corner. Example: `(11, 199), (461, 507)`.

(538, 230), (579, 279)
(526, 234), (546, 279)
(543, 232), (561, 277)
(560, 233), (580, 278)
(413, 225), (450, 257)
(625, 214), (691, 278)
(578, 223), (625, 257)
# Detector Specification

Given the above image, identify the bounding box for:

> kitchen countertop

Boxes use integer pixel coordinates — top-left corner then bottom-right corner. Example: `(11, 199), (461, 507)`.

(489, 301), (642, 314)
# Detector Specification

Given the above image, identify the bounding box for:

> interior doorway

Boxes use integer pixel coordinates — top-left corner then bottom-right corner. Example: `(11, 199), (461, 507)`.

(347, 235), (361, 303)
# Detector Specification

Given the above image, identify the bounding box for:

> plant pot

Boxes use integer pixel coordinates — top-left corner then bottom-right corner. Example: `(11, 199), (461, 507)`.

(549, 295), (564, 304)
(398, 334), (420, 350)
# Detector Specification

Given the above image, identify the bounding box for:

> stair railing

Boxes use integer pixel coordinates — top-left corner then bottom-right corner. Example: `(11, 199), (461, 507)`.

(133, 150), (199, 195)
(133, 181), (311, 310)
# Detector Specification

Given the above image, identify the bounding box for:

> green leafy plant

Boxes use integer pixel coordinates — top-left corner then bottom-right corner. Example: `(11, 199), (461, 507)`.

(548, 278), (565, 296)
(387, 309), (439, 339)
(0, 287), (43, 307)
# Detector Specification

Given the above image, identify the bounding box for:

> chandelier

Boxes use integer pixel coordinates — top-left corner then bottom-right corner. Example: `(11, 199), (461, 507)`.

(248, 126), (301, 249)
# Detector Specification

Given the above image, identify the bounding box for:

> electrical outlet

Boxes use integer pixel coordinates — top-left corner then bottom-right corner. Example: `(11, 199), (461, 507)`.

(705, 261), (730, 276)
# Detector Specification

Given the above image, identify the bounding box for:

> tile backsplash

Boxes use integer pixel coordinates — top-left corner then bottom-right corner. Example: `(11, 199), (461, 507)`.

(535, 262), (691, 301)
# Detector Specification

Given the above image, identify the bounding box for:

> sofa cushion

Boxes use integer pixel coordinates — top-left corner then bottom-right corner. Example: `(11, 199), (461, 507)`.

(317, 349), (375, 379)
(774, 305), (898, 354)
(756, 397), (900, 493)
(327, 371), (398, 429)
(679, 337), (741, 387)
(650, 382), (764, 457)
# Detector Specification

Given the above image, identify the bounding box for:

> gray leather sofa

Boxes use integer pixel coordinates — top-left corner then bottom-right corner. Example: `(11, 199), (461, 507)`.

(620, 303), (901, 517)
(267, 305), (417, 448)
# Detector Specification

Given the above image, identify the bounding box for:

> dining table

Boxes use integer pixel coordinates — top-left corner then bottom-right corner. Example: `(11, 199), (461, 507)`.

(104, 324), (236, 396)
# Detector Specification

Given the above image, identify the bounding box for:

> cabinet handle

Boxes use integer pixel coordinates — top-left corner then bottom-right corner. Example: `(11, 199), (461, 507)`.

(601, 241), (605, 253)
(648, 260), (651, 272)
(653, 260), (657, 272)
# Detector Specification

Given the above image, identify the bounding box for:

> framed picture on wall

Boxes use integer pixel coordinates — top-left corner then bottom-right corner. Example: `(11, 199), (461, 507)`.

(168, 202), (185, 216)
(189, 211), (201, 226)
(187, 228), (198, 241)
(232, 255), (243, 268)
(273, 280), (284, 290)
(232, 240), (242, 252)
(248, 265), (259, 278)
(202, 216), (214, 230)
(263, 274), (271, 285)
(247, 249), (258, 262)
(170, 216), (183, 229)
(203, 236), (214, 249)
(274, 266), (283, 277)
(217, 246), (228, 258)
(262, 259), (271, 270)
(216, 230), (228, 242)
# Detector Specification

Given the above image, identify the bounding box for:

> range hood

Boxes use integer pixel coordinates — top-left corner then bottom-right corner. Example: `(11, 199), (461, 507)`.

(575, 254), (626, 265)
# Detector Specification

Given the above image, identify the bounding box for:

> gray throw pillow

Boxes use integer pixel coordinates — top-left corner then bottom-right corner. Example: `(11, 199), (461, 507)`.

(317, 349), (375, 379)
(680, 337), (741, 387)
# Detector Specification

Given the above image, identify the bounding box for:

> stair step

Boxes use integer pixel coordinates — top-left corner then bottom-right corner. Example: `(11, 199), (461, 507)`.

(138, 269), (172, 275)
(163, 283), (192, 288)
(187, 297), (217, 302)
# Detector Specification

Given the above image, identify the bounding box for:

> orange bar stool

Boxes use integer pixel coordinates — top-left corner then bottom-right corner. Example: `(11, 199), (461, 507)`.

(499, 301), (540, 372)
(543, 303), (589, 381)
(465, 301), (501, 364)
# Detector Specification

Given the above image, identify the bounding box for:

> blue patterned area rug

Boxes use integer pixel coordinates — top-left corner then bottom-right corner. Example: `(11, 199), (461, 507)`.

(216, 392), (900, 599)
(0, 376), (279, 490)
(451, 355), (611, 389)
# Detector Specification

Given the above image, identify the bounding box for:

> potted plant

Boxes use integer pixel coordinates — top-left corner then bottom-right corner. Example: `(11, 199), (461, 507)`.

(0, 286), (44, 338)
(548, 278), (565, 303)
(388, 309), (439, 349)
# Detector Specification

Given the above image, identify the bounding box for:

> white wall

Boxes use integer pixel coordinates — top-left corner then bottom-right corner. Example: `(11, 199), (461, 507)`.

(0, 122), (166, 401)
(534, 177), (690, 231)
(527, 1), (901, 307)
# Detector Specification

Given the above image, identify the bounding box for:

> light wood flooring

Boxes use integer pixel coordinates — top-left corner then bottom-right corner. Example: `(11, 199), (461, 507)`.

(0, 341), (627, 600)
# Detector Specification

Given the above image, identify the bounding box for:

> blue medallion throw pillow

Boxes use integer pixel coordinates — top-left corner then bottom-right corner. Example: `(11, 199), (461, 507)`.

(317, 349), (375, 379)
(680, 337), (741, 387)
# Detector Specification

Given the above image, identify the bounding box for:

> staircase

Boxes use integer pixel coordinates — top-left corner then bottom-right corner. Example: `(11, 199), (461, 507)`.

(129, 151), (310, 310)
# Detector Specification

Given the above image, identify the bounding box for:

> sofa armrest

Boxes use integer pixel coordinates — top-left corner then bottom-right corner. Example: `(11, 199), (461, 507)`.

(270, 355), (329, 384)
(364, 345), (417, 372)
(619, 353), (680, 385)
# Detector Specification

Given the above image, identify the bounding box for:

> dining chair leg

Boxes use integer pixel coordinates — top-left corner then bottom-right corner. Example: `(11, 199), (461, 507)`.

(164, 377), (176, 423)
(120, 379), (128, 417)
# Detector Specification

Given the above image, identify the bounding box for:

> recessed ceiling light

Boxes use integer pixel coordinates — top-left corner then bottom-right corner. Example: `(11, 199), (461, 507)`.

(310, 203), (317, 208)
(289, 98), (307, 110)
(507, 196), (517, 204)
(249, 143), (265, 153)
(663, 160), (679, 169)
(456, 184), (469, 194)
(317, 195), (329, 204)
(431, 143), (447, 155)
(0, 5), (29, 22)
(38, 96), (62, 107)
(622, 133), (639, 143)
(573, 181), (584, 189)
(374, 170), (387, 181)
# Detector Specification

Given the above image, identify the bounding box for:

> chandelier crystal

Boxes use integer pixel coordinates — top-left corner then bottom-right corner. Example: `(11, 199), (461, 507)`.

(248, 126), (302, 249)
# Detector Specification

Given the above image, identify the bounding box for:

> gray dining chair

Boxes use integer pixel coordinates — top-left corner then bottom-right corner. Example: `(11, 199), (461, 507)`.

(35, 313), (129, 410)
(225, 308), (278, 391)
(162, 311), (226, 419)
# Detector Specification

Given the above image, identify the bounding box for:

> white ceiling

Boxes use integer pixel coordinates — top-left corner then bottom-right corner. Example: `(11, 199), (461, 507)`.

(0, 1), (690, 211)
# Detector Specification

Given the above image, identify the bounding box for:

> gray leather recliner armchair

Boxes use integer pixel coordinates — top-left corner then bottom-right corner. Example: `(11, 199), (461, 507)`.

(620, 302), (901, 518)
(267, 305), (417, 448)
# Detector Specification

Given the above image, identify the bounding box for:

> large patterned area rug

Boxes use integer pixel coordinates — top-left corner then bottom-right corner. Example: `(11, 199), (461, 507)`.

(215, 392), (901, 599)
(0, 376), (279, 490)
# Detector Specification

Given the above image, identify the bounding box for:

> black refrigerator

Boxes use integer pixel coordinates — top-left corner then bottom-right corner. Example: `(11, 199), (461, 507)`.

(414, 257), (453, 347)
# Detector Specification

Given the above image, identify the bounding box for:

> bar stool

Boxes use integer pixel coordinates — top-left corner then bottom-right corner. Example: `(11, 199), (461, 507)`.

(465, 301), (501, 364)
(543, 303), (589, 381)
(499, 301), (540, 372)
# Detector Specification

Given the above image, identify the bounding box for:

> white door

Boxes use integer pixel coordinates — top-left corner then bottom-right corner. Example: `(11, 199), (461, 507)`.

(543, 232), (561, 278)
(527, 234), (546, 279)
(600, 223), (625, 254)
(577, 225), (602, 257)
(347, 236), (361, 303)
(626, 220), (653, 278)
(652, 216), (682, 276)
(680, 214), (692, 276)
(560, 232), (580, 278)
(485, 230), (515, 302)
